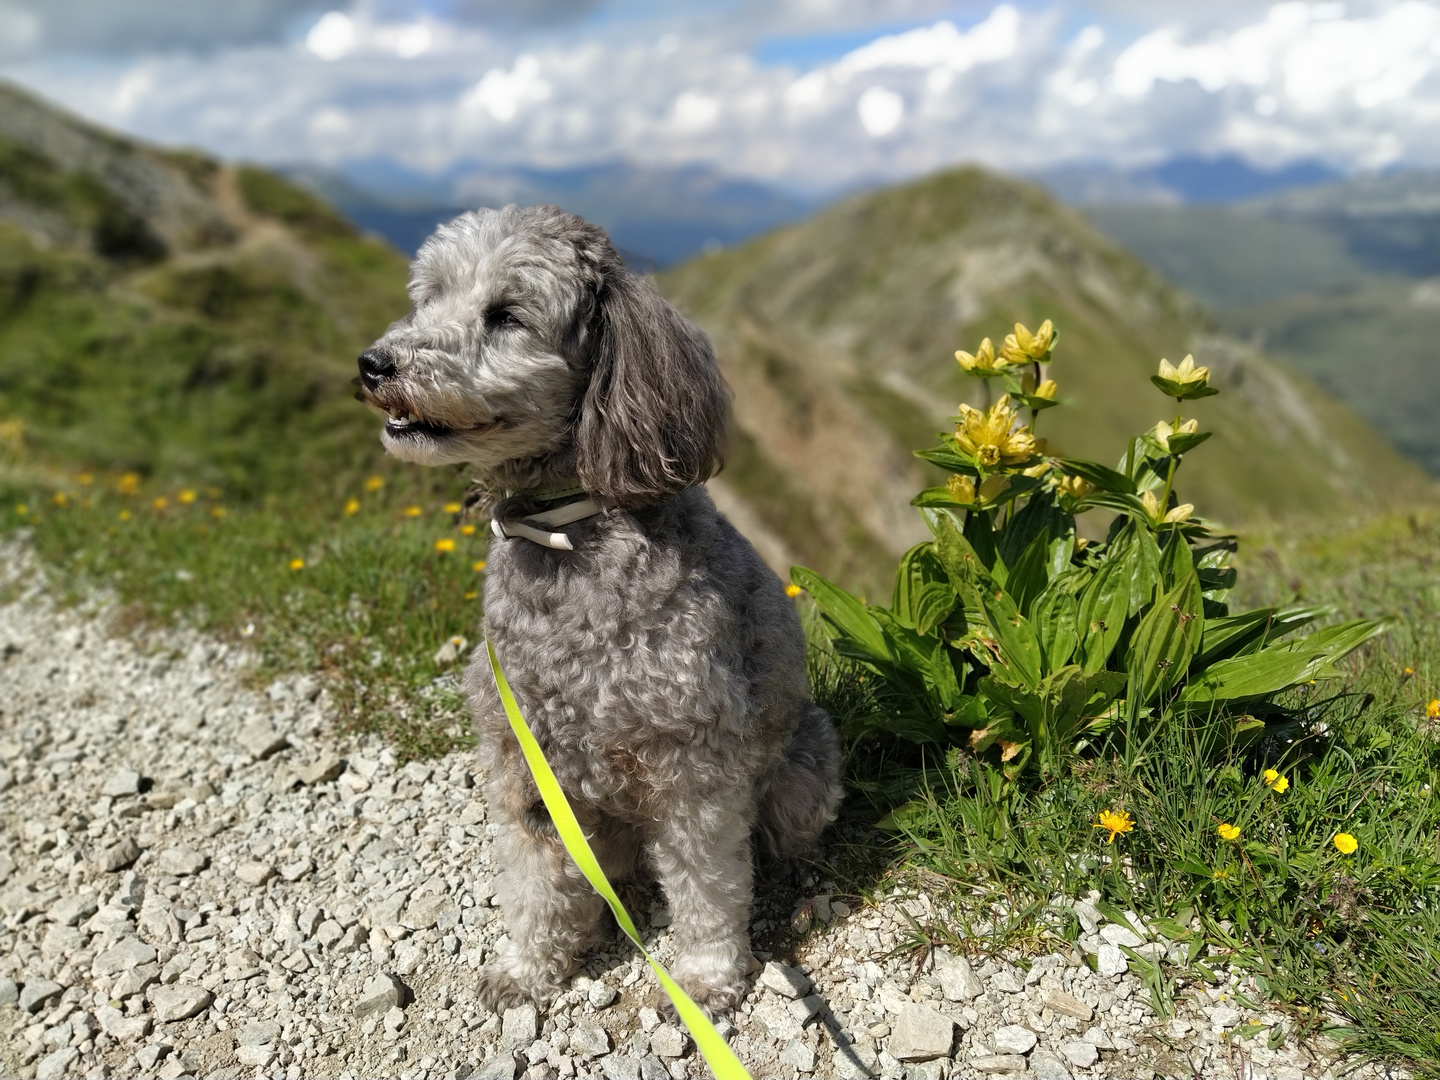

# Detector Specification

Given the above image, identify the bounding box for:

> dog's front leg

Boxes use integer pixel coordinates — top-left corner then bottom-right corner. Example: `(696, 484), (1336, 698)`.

(649, 797), (754, 1014)
(476, 813), (610, 1009)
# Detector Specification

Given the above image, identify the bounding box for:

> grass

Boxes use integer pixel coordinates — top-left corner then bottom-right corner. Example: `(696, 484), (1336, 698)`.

(1, 468), (487, 760)
(808, 511), (1440, 1077)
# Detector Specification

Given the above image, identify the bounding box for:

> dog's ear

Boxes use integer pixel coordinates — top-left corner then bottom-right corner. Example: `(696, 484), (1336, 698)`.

(575, 269), (729, 508)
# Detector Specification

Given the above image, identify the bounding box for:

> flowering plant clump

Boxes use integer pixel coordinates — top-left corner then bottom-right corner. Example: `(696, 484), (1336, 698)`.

(793, 318), (1387, 780)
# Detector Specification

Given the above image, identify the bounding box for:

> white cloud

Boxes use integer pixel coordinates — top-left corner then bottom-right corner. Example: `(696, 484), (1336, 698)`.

(832, 5), (1019, 80)
(462, 55), (552, 123)
(305, 12), (356, 62)
(857, 85), (904, 135)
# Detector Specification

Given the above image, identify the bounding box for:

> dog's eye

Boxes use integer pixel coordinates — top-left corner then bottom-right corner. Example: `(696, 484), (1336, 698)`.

(485, 306), (524, 331)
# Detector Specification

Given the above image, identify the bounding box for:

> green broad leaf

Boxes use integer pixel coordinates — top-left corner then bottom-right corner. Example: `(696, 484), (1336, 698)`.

(1151, 375), (1220, 400)
(1232, 714), (1268, 749)
(942, 694), (990, 729)
(1061, 458), (1136, 495)
(876, 799), (931, 832)
(1042, 665), (1125, 743)
(968, 712), (1025, 755)
(925, 640), (965, 711)
(1075, 544), (1132, 674)
(893, 543), (954, 634)
(1160, 531), (1192, 590)
(998, 487), (1057, 568)
(911, 486), (964, 508)
(1128, 525), (1163, 616)
(1127, 564), (1204, 704)
(790, 566), (892, 665)
(1164, 430), (1211, 455)
(914, 445), (977, 473)
(847, 710), (949, 745)
(1006, 531), (1052, 618)
(1152, 917), (1191, 941)
(913, 584), (957, 636)
(1177, 859), (1216, 879)
(1074, 490), (1150, 520)
(977, 584), (1044, 690)
(1031, 573), (1083, 668)
(1015, 393), (1060, 411)
(1048, 527), (1077, 579)
(1195, 608), (1280, 668)
(1178, 648), (1327, 704)
(964, 508), (1000, 575)
(1291, 618), (1388, 661)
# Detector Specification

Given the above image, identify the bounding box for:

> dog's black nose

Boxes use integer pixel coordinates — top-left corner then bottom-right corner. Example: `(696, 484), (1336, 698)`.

(358, 348), (396, 387)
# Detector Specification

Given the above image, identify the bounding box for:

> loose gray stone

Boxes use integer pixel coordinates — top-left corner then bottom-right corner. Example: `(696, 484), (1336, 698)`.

(1207, 1004), (1242, 1028)
(779, 1040), (817, 1073)
(403, 892), (459, 931)
(937, 956), (984, 1002)
(587, 980), (618, 1009)
(571, 1021), (611, 1056)
(1044, 988), (1093, 1021)
(35, 1046), (79, 1080)
(501, 1003), (538, 1050)
(47, 892), (98, 927)
(297, 753), (344, 785)
(234, 861), (274, 887)
(1082, 1026), (1113, 1049)
(384, 1005), (407, 1033)
(649, 1025), (687, 1058)
(369, 891), (409, 928)
(1060, 1040), (1100, 1068)
(92, 935), (157, 977)
(155, 846), (207, 876)
(354, 972), (405, 1017)
(150, 982), (212, 1021)
(988, 965), (1025, 994)
(473, 1053), (519, 1080)
(1099, 923), (1143, 949)
(96, 1005), (152, 1040)
(992, 1024), (1038, 1055)
(238, 1020), (282, 1047)
(1096, 942), (1128, 978)
(638, 1054), (669, 1080)
(834, 1042), (880, 1080)
(239, 720), (288, 759)
(888, 1003), (954, 1062)
(94, 837), (141, 872)
(236, 1044), (277, 1067)
(600, 1055), (642, 1080)
(750, 997), (803, 1041)
(19, 978), (64, 1013)
(1029, 1051), (1074, 1080)
(101, 768), (142, 797)
(757, 960), (811, 999)
(279, 856), (314, 882)
(0, 977), (16, 1006)
(1073, 900), (1102, 935)
(969, 1054), (1029, 1074)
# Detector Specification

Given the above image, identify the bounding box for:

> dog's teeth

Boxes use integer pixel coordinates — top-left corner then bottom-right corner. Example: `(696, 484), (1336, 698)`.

(407, 413), (420, 424)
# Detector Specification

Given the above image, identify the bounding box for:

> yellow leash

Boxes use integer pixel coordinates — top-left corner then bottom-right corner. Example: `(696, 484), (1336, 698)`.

(486, 641), (754, 1080)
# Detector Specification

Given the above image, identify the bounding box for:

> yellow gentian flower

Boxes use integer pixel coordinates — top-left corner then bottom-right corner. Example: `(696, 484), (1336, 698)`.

(1153, 419), (1199, 452)
(947, 474), (976, 504)
(1060, 474), (1096, 500)
(1140, 489), (1194, 525)
(954, 395), (1037, 467)
(1001, 319), (1056, 364)
(955, 338), (1010, 375)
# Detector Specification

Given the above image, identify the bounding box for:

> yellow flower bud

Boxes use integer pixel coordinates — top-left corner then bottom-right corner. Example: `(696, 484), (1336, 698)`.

(955, 338), (1006, 374)
(947, 474), (977, 504)
(1060, 474), (1095, 500)
(1153, 418), (1199, 452)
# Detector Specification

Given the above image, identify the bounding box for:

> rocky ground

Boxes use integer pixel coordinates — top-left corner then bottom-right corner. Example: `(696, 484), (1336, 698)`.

(0, 540), (1405, 1080)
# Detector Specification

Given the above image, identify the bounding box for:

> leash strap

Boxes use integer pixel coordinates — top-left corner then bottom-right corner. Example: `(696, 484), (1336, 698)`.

(486, 641), (753, 1080)
(491, 497), (602, 551)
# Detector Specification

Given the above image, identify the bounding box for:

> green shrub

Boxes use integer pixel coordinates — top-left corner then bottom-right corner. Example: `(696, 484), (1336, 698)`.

(794, 319), (1386, 781)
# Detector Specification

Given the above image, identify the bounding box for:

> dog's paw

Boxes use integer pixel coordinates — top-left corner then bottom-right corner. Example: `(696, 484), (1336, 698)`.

(663, 974), (747, 1020)
(475, 967), (537, 1011)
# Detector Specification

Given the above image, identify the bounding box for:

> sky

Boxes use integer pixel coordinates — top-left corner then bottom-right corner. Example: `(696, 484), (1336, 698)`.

(2, 0), (1439, 196)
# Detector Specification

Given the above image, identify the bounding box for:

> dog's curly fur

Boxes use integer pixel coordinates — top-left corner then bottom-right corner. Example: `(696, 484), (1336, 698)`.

(358, 204), (843, 1012)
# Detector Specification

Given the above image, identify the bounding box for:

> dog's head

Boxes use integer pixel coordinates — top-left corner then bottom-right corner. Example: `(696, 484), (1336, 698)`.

(356, 204), (728, 507)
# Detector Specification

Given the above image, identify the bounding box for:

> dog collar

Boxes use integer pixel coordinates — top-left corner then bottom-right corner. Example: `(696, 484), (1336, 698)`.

(492, 494), (601, 551)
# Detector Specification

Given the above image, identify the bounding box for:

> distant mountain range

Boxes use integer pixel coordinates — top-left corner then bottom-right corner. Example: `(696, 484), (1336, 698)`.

(1031, 154), (1342, 207)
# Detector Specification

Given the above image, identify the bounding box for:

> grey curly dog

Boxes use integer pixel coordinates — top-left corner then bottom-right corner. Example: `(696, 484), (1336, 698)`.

(355, 204), (842, 1013)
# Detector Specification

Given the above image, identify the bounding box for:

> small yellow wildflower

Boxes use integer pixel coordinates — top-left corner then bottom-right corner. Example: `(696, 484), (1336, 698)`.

(443, 502), (463, 514)
(954, 395), (1037, 467)
(52, 492), (68, 507)
(955, 338), (1009, 375)
(473, 560), (487, 572)
(1140, 489), (1194, 525)
(152, 496), (169, 511)
(1152, 418), (1199, 453)
(1427, 699), (1440, 720)
(1333, 832), (1358, 855)
(289, 558), (305, 571)
(460, 524), (477, 536)
(464, 590), (478, 601)
(1217, 822), (1241, 841)
(1000, 319), (1056, 364)
(15, 503), (28, 516)
(178, 489), (197, 505)
(118, 472), (141, 495)
(210, 506), (227, 519)
(1263, 768), (1289, 793)
(118, 509), (131, 521)
(403, 506), (422, 518)
(785, 583), (803, 598)
(1212, 868), (1229, 880)
(434, 538), (456, 553)
(77, 473), (94, 485)
(1093, 808), (1134, 843)
(364, 475), (385, 493)
(344, 498), (361, 516)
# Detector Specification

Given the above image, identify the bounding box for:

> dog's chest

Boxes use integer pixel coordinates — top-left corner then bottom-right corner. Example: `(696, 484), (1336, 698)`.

(475, 528), (749, 808)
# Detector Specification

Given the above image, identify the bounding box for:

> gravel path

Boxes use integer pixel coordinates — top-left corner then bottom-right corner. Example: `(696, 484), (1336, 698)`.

(0, 541), (1400, 1080)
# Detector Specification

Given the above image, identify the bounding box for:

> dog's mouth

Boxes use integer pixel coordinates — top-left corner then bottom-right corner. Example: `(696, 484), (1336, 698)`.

(356, 384), (498, 442)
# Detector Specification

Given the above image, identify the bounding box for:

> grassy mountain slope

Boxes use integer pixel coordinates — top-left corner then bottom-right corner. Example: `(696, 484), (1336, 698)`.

(661, 167), (1433, 595)
(0, 81), (412, 498)
(1086, 173), (1440, 473)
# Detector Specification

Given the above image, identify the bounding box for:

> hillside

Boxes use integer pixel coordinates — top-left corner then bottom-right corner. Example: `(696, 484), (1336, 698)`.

(1086, 172), (1440, 473)
(0, 81), (411, 498)
(660, 167), (1434, 595)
